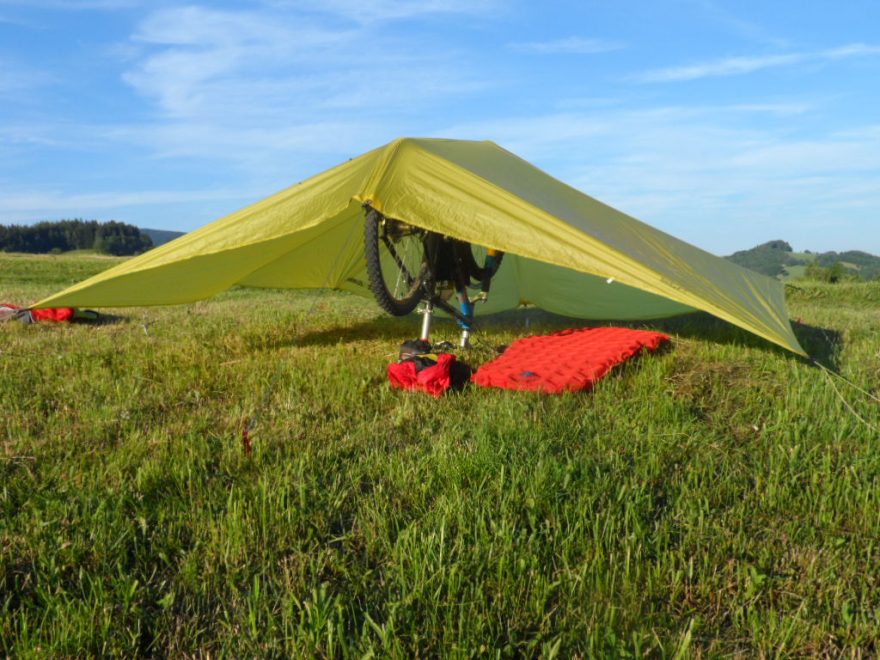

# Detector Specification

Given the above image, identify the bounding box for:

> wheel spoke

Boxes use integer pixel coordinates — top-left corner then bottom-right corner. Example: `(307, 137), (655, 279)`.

(364, 209), (427, 316)
(381, 235), (415, 286)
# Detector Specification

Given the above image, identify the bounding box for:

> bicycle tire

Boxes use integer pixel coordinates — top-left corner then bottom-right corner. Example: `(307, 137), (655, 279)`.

(364, 209), (429, 316)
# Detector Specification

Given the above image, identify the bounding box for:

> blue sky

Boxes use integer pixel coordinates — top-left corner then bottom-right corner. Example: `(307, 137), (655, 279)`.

(1, 0), (878, 254)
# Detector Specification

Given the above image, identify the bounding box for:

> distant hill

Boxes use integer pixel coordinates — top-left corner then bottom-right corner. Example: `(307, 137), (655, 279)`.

(812, 251), (880, 279)
(141, 228), (185, 247)
(726, 240), (794, 277)
(725, 240), (880, 281)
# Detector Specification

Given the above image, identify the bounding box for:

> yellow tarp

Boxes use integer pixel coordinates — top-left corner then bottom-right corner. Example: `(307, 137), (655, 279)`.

(35, 137), (806, 355)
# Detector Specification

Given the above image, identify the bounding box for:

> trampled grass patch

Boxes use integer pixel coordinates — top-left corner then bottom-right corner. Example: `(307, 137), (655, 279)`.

(2, 252), (880, 655)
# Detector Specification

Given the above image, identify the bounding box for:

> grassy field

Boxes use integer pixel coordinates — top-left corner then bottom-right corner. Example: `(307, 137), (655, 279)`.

(2, 251), (880, 656)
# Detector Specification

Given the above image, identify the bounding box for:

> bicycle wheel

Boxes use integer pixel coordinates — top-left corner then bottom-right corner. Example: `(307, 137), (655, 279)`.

(364, 209), (429, 316)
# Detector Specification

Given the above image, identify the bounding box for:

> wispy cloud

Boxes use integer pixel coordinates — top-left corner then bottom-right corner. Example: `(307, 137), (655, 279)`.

(1, 1), (502, 226)
(0, 0), (140, 9)
(118, 4), (492, 170)
(824, 43), (880, 59)
(722, 102), (810, 115)
(3, 0), (877, 254)
(124, 5), (488, 118)
(509, 37), (624, 55)
(634, 43), (880, 83)
(440, 102), (815, 155)
(0, 187), (243, 216)
(0, 124), (62, 147)
(692, 0), (788, 48)
(263, 0), (498, 23)
(0, 57), (53, 98)
(635, 53), (804, 83)
(103, 120), (392, 164)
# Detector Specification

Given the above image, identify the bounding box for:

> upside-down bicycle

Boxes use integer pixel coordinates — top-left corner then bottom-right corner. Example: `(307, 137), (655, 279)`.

(363, 205), (504, 347)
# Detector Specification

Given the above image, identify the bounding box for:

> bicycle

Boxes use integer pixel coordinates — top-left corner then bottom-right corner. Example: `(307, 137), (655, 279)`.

(363, 205), (504, 347)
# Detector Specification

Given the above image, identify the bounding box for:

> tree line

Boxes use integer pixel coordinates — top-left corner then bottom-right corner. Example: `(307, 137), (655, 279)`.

(0, 220), (153, 256)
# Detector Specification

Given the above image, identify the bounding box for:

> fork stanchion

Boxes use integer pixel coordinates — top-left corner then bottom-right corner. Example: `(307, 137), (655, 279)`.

(420, 300), (434, 341)
(458, 297), (474, 348)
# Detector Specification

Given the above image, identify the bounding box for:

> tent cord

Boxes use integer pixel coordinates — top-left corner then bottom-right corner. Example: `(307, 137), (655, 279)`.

(811, 358), (880, 435)
(811, 358), (880, 405)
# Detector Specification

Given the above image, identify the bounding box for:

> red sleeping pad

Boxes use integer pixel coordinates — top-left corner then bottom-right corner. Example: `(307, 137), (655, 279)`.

(472, 327), (669, 394)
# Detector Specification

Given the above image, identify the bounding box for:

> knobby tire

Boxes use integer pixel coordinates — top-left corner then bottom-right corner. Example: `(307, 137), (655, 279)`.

(364, 209), (427, 316)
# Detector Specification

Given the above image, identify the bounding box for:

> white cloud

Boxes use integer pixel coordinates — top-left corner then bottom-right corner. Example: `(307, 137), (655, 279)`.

(124, 5), (488, 119)
(691, 0), (788, 48)
(117, 3), (492, 171)
(264, 0), (498, 23)
(0, 57), (53, 98)
(722, 103), (810, 115)
(509, 37), (624, 55)
(440, 103), (815, 157)
(131, 5), (335, 49)
(823, 43), (880, 59)
(0, 0), (140, 9)
(124, 5), (355, 119)
(0, 124), (60, 147)
(0, 187), (245, 218)
(634, 43), (880, 83)
(0, 2), (500, 223)
(635, 53), (804, 83)
(103, 120), (388, 163)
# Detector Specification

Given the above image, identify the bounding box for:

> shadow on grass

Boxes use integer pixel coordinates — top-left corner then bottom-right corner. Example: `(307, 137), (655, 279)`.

(790, 321), (843, 370)
(279, 315), (417, 348)
(279, 307), (841, 368)
(72, 312), (128, 326)
(633, 312), (841, 369)
(483, 309), (841, 366)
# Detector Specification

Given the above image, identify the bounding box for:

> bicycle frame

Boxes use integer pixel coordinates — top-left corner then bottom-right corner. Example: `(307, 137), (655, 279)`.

(363, 205), (502, 348)
(418, 233), (500, 348)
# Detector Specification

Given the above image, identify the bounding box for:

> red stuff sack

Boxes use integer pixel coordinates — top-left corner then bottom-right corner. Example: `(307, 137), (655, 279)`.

(388, 353), (456, 397)
(2, 304), (100, 324)
(31, 307), (75, 322)
(1, 303), (76, 323)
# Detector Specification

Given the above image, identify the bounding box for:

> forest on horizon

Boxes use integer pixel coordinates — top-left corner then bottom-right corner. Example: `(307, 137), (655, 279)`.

(0, 220), (153, 256)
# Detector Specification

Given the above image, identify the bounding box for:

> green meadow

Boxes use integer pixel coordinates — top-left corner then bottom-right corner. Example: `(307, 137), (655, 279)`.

(2, 251), (880, 656)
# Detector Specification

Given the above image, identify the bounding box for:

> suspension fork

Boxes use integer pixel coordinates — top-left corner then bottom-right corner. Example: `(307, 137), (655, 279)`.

(454, 291), (474, 347)
(419, 289), (473, 347)
(452, 259), (474, 348)
(419, 284), (474, 346)
(420, 299), (434, 341)
(418, 233), (441, 342)
(417, 234), (477, 347)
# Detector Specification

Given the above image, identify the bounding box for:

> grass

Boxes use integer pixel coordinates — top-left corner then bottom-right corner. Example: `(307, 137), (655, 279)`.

(2, 251), (880, 656)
